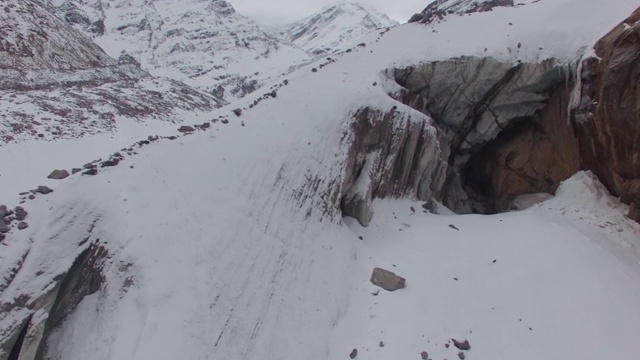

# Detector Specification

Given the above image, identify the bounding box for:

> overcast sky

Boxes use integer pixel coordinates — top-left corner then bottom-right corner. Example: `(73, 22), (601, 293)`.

(226, 0), (428, 25)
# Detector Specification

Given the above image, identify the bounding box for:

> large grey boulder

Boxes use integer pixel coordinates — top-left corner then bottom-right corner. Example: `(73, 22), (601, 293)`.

(370, 267), (406, 291)
(47, 169), (69, 180)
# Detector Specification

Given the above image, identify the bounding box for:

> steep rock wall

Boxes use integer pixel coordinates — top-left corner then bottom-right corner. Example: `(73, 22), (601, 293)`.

(571, 7), (640, 221)
(389, 56), (572, 212)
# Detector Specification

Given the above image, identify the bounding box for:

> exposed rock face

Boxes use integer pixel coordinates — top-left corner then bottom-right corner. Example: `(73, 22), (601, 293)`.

(571, 7), (640, 217)
(409, 0), (514, 23)
(340, 107), (448, 225)
(0, 243), (107, 360)
(463, 86), (580, 212)
(391, 57), (571, 212)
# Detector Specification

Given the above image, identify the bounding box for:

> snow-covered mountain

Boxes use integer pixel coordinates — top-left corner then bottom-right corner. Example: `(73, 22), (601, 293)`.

(275, 2), (399, 56)
(38, 0), (311, 101)
(3, 0), (640, 360)
(0, 0), (224, 144)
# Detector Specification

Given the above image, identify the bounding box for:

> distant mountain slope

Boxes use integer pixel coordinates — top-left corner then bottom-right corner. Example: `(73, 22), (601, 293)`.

(0, 0), (224, 143)
(409, 0), (515, 23)
(276, 2), (399, 56)
(39, 0), (311, 101)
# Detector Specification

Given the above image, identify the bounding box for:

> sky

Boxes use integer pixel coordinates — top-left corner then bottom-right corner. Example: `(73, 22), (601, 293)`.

(226, 0), (429, 25)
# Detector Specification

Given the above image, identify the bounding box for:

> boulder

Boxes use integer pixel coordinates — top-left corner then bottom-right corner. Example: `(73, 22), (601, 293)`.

(0, 220), (9, 233)
(178, 125), (195, 133)
(36, 186), (53, 194)
(100, 159), (120, 167)
(14, 207), (27, 221)
(232, 108), (242, 116)
(17, 222), (28, 230)
(452, 339), (471, 350)
(47, 169), (69, 180)
(370, 267), (406, 291)
(420, 351), (428, 360)
(82, 169), (98, 176)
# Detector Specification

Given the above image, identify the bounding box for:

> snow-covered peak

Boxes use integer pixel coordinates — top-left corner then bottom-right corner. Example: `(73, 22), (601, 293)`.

(39, 0), (311, 101)
(276, 1), (399, 56)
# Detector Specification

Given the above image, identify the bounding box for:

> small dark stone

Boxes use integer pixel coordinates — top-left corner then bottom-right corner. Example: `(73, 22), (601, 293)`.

(379, 341), (384, 347)
(358, 236), (363, 240)
(82, 169), (98, 176)
(28, 195), (35, 200)
(14, 207), (27, 221)
(178, 125), (195, 133)
(372, 290), (379, 296)
(232, 108), (242, 117)
(71, 168), (82, 174)
(492, 259), (497, 263)
(349, 348), (358, 359)
(168, 136), (177, 140)
(372, 82), (377, 86)
(36, 186), (53, 194)
(148, 135), (159, 141)
(449, 224), (459, 231)
(445, 344), (450, 349)
(200, 122), (211, 129)
(452, 339), (470, 351)
(357, 43), (366, 47)
(269, 90), (277, 98)
(420, 351), (428, 359)
(311, 68), (318, 72)
(221, 119), (229, 124)
(458, 351), (465, 360)
(101, 159), (120, 167)
(17, 222), (28, 230)
(138, 140), (150, 146)
(346, 49), (352, 53)
(83, 162), (96, 169)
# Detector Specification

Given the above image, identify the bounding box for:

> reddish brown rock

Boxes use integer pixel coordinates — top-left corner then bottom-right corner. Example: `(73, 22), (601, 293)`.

(573, 7), (640, 219)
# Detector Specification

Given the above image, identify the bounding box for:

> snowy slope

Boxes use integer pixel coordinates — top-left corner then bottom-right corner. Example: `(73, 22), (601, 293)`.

(2, 0), (640, 359)
(275, 2), (399, 56)
(41, 0), (311, 101)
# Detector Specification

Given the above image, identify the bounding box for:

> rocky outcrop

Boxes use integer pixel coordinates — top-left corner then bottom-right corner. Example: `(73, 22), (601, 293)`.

(409, 0), (514, 24)
(339, 107), (448, 225)
(390, 57), (572, 212)
(571, 7), (640, 218)
(0, 243), (107, 360)
(463, 86), (580, 212)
